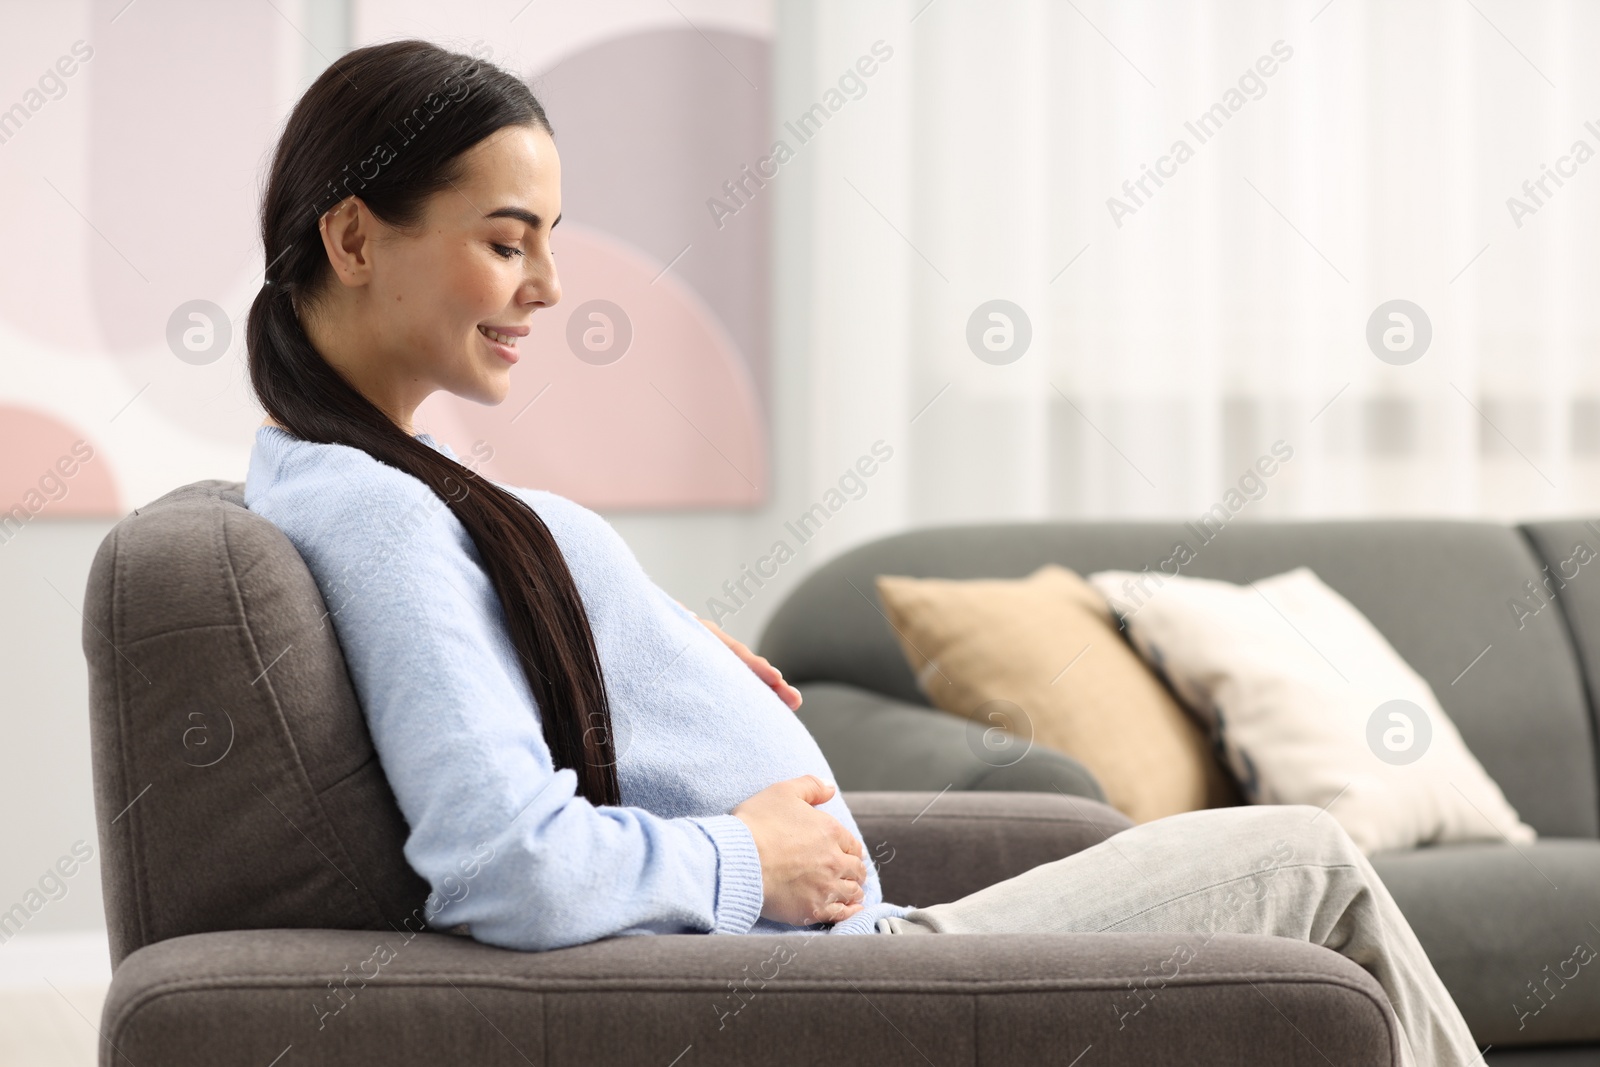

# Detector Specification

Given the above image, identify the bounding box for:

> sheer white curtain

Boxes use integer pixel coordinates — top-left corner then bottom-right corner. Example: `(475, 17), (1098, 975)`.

(776, 0), (1600, 567)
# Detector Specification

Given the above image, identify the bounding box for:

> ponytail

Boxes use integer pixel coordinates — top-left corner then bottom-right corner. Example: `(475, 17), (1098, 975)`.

(246, 41), (622, 806)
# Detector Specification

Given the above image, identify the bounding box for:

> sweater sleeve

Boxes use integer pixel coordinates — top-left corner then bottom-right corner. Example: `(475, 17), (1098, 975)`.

(293, 466), (766, 951)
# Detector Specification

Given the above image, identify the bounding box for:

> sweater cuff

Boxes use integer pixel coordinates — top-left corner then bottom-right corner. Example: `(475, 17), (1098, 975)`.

(696, 814), (765, 935)
(830, 902), (914, 936)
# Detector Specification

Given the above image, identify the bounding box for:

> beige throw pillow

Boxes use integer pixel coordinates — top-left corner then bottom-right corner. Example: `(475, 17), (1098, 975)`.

(874, 564), (1238, 823)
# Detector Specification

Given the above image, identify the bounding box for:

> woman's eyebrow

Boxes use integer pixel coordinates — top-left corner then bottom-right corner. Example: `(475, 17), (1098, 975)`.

(486, 207), (562, 229)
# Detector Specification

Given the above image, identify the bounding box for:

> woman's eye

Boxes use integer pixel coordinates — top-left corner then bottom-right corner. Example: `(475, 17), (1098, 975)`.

(491, 243), (525, 259)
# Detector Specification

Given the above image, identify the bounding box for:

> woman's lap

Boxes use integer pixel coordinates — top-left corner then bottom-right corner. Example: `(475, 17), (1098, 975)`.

(876, 803), (1485, 1067)
(881, 803), (1355, 938)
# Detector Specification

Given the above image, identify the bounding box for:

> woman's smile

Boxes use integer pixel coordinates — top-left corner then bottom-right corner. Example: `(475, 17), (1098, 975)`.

(477, 322), (526, 364)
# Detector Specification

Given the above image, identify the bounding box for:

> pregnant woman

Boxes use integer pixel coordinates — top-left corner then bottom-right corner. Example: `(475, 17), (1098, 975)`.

(243, 40), (1481, 1067)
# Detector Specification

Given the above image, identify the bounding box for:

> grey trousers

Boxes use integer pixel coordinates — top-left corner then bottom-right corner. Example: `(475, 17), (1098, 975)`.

(875, 804), (1481, 1067)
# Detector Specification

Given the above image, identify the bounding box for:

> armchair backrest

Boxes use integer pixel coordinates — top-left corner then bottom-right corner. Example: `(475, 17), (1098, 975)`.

(82, 480), (429, 968)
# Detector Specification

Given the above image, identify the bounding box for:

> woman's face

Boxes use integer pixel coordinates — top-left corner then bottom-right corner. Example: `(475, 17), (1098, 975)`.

(311, 122), (562, 428)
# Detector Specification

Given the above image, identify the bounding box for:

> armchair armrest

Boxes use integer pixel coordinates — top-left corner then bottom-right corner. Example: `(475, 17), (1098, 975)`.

(797, 681), (1107, 802)
(846, 789), (1132, 906)
(102, 928), (1399, 1066)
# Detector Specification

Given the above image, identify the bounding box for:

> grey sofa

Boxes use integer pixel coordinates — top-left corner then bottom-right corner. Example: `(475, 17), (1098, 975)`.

(761, 516), (1600, 1064)
(79, 479), (1595, 1065)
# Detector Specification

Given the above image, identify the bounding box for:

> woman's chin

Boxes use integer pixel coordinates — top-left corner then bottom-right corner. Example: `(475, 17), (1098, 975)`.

(453, 371), (514, 408)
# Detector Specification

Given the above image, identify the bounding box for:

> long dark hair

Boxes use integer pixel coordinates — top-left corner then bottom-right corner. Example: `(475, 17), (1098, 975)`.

(246, 39), (622, 806)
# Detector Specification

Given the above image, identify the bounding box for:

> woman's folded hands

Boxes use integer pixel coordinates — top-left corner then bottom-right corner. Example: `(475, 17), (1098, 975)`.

(732, 775), (867, 926)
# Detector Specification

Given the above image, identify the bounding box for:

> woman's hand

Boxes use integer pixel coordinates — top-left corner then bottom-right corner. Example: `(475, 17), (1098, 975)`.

(732, 775), (867, 926)
(677, 600), (803, 711)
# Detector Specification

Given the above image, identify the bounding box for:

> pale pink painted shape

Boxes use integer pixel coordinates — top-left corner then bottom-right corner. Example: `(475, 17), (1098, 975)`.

(0, 5), (277, 356)
(417, 223), (767, 511)
(87, 3), (277, 357)
(0, 404), (120, 518)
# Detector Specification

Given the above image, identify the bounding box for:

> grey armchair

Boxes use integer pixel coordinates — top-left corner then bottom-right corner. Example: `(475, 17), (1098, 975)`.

(83, 481), (1408, 1065)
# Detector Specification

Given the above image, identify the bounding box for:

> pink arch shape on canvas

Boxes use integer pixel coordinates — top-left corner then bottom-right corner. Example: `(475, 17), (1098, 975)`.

(0, 405), (120, 521)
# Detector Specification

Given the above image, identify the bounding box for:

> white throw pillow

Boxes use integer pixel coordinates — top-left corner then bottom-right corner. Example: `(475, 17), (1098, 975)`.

(1087, 566), (1536, 854)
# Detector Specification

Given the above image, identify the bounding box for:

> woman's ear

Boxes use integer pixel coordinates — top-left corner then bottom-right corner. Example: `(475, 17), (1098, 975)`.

(319, 196), (376, 288)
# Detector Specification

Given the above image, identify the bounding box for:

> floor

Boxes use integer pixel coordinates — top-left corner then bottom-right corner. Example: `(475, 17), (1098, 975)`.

(0, 931), (110, 1067)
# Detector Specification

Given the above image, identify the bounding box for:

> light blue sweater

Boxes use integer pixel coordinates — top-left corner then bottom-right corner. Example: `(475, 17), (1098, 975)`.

(244, 426), (911, 949)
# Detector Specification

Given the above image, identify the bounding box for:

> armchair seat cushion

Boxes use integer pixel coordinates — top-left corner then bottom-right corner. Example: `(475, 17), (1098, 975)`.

(101, 928), (1399, 1066)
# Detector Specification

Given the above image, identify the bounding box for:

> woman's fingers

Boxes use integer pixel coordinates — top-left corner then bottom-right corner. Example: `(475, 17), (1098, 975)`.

(818, 898), (865, 923)
(842, 856), (867, 886)
(692, 613), (804, 711)
(833, 850), (868, 893)
(807, 869), (868, 924)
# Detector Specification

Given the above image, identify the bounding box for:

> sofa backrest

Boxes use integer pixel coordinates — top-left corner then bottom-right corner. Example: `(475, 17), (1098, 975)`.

(759, 519), (1600, 839)
(82, 480), (429, 968)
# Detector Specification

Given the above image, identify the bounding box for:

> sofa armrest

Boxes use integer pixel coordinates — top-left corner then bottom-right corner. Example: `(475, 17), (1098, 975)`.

(845, 790), (1133, 907)
(797, 681), (1108, 802)
(102, 928), (1399, 1066)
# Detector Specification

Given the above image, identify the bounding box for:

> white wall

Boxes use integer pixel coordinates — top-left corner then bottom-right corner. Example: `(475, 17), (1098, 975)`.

(0, 522), (112, 941)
